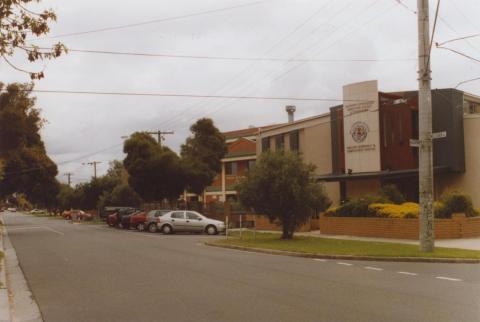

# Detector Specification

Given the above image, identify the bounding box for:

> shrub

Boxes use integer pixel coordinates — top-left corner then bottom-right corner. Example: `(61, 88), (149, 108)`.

(433, 201), (449, 219)
(441, 190), (477, 217)
(379, 184), (406, 205)
(335, 196), (386, 217)
(367, 202), (419, 219)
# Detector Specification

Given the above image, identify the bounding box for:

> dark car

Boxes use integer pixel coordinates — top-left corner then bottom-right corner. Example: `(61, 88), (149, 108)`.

(101, 206), (134, 220)
(119, 209), (142, 229)
(107, 208), (136, 227)
(141, 209), (172, 233)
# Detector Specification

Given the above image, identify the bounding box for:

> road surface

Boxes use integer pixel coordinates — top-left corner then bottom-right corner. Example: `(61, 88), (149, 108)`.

(2, 212), (480, 322)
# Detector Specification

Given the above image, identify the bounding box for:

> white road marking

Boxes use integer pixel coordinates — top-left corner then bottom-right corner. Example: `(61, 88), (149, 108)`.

(337, 262), (353, 266)
(397, 271), (418, 276)
(313, 258), (327, 262)
(7, 225), (64, 236)
(436, 276), (462, 282)
(364, 266), (383, 271)
(6, 226), (44, 231)
(43, 226), (65, 236)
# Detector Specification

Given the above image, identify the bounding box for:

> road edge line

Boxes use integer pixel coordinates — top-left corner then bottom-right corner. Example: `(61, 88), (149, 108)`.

(205, 242), (480, 264)
(1, 214), (44, 322)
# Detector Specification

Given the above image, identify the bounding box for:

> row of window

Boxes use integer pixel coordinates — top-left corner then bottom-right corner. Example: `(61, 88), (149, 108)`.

(261, 130), (300, 152)
(225, 159), (256, 175)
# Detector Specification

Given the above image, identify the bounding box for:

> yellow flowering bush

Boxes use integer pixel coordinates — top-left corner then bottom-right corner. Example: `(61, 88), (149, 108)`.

(325, 207), (338, 217)
(367, 202), (419, 218)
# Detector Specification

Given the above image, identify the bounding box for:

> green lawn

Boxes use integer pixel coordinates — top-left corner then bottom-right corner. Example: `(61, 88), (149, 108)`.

(214, 231), (480, 259)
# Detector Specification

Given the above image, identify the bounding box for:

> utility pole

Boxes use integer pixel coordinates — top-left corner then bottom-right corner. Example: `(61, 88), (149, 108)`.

(64, 172), (74, 186)
(83, 161), (102, 179)
(417, 0), (434, 252)
(146, 130), (174, 148)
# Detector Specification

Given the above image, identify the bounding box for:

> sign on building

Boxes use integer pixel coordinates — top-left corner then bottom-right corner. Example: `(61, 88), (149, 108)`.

(343, 80), (381, 173)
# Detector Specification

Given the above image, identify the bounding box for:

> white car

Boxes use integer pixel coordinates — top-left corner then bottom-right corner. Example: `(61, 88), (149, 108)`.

(7, 208), (17, 212)
(157, 211), (225, 235)
(30, 209), (45, 214)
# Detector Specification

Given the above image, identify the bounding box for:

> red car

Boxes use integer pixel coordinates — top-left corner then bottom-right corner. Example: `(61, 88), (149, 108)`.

(130, 211), (147, 231)
(62, 210), (93, 221)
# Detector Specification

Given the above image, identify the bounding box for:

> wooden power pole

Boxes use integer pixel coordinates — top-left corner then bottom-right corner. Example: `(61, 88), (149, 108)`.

(83, 161), (102, 179)
(417, 0), (434, 252)
(146, 130), (174, 148)
(64, 172), (74, 186)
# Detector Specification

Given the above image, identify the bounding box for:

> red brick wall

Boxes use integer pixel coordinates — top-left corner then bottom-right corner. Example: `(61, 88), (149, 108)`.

(319, 213), (480, 239)
(255, 215), (312, 232)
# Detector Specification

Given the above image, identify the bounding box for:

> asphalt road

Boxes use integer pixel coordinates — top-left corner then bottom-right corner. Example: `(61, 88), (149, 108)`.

(2, 212), (480, 322)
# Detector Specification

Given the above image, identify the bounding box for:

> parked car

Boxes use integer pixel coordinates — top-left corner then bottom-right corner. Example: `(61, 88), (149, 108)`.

(30, 209), (45, 214)
(107, 208), (134, 227)
(140, 209), (172, 233)
(7, 207), (17, 212)
(120, 209), (143, 229)
(130, 211), (147, 231)
(101, 206), (134, 220)
(62, 210), (93, 221)
(157, 210), (225, 235)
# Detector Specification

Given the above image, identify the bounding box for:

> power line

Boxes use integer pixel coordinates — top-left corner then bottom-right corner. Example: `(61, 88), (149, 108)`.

(147, 1), (338, 131)
(1, 88), (366, 102)
(167, 0), (381, 130)
(31, 47), (414, 63)
(436, 34), (480, 47)
(436, 45), (480, 64)
(39, 0), (268, 39)
(455, 77), (480, 89)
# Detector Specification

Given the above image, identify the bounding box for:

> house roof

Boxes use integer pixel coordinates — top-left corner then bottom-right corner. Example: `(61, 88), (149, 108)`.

(223, 124), (279, 139)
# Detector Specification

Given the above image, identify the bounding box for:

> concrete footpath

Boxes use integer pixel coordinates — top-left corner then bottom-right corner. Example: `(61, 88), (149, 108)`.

(0, 215), (43, 322)
(249, 229), (480, 250)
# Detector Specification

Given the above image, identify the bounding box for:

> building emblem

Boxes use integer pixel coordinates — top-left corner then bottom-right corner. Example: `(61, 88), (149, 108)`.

(350, 121), (369, 143)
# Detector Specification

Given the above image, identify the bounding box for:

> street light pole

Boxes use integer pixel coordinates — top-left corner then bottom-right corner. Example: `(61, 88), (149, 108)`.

(417, 0), (434, 252)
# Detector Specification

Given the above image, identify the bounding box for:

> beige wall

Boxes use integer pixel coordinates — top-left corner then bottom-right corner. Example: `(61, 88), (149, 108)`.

(256, 115), (340, 205)
(434, 114), (480, 207)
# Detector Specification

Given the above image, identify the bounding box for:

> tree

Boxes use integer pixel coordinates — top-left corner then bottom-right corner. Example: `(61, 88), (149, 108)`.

(180, 118), (227, 194)
(124, 132), (185, 203)
(0, 83), (59, 207)
(237, 151), (331, 239)
(99, 184), (142, 209)
(1, 0), (67, 79)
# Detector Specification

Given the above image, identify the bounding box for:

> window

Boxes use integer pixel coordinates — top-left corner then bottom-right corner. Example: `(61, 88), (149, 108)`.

(464, 100), (480, 114)
(247, 160), (256, 170)
(289, 130), (299, 151)
(225, 162), (237, 175)
(186, 212), (200, 220)
(275, 134), (285, 151)
(171, 211), (185, 219)
(261, 137), (270, 152)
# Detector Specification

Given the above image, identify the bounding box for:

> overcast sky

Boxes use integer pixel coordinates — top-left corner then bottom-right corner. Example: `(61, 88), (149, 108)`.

(1, 0), (479, 185)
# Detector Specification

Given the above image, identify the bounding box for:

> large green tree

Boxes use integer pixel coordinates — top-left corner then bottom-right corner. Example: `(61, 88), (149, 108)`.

(124, 132), (185, 203)
(237, 151), (331, 239)
(180, 118), (227, 194)
(1, 0), (67, 79)
(0, 83), (59, 207)
(98, 184), (142, 209)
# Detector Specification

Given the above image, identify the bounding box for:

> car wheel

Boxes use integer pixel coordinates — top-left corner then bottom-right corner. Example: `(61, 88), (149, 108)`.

(161, 224), (172, 234)
(206, 225), (217, 235)
(148, 223), (158, 233)
(137, 223), (146, 232)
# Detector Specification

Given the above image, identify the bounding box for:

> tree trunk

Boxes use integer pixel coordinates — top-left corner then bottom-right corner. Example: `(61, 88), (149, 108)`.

(281, 216), (294, 239)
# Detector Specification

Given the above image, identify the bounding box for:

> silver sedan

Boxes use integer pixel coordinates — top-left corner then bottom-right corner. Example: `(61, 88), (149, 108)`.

(157, 211), (225, 235)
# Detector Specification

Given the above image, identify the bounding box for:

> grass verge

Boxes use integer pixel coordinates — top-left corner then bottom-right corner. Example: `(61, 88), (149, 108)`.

(214, 231), (480, 259)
